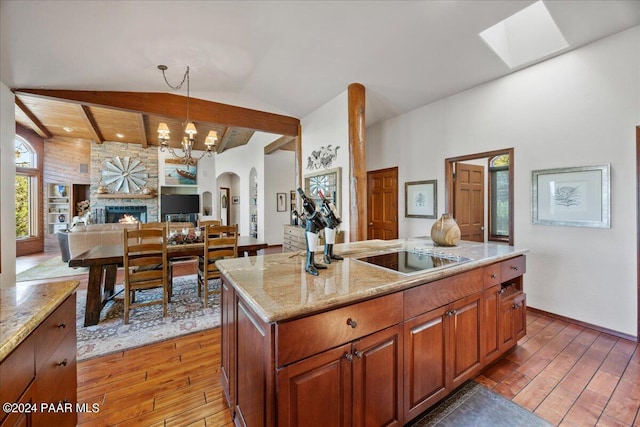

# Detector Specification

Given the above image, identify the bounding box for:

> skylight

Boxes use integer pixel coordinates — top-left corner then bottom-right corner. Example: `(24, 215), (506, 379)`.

(479, 1), (568, 69)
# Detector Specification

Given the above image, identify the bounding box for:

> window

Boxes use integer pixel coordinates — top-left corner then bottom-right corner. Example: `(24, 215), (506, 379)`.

(489, 154), (509, 241)
(15, 136), (38, 239)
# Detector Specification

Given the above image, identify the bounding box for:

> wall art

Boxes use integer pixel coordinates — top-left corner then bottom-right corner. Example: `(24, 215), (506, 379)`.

(306, 144), (340, 170)
(405, 180), (437, 218)
(531, 164), (610, 228)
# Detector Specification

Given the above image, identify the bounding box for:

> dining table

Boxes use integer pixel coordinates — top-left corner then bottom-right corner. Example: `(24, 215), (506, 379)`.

(69, 236), (268, 327)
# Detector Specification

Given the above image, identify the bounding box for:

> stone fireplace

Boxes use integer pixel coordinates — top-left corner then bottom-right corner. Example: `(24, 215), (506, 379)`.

(90, 141), (159, 222)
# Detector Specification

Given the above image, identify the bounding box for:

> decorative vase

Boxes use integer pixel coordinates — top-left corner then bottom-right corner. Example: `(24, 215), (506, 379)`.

(430, 213), (461, 247)
(58, 214), (66, 223)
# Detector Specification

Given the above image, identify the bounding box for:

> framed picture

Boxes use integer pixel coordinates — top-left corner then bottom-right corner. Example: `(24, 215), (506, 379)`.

(277, 193), (287, 212)
(405, 180), (437, 218)
(164, 158), (197, 185)
(304, 167), (341, 217)
(531, 164), (610, 228)
(231, 196), (240, 205)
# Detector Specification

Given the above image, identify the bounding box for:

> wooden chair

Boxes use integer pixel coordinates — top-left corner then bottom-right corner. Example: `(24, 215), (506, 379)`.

(197, 224), (238, 308)
(197, 219), (222, 228)
(138, 222), (174, 300)
(123, 227), (168, 324)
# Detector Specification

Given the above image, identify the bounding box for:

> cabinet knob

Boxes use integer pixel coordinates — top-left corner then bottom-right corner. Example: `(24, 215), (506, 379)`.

(512, 303), (520, 309)
(355, 351), (364, 358)
(490, 274), (497, 279)
(344, 353), (354, 361)
(499, 288), (506, 294)
(58, 358), (68, 367)
(57, 322), (66, 329)
(510, 265), (519, 271)
(346, 318), (358, 328)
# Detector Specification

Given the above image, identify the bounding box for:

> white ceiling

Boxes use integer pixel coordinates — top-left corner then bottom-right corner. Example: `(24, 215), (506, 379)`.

(1, 0), (639, 127)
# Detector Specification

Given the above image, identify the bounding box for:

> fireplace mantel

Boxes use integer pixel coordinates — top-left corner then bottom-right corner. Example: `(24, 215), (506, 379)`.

(95, 193), (155, 199)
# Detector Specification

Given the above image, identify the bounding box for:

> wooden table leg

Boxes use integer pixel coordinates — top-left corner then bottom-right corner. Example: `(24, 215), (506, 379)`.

(84, 265), (105, 327)
(104, 265), (117, 299)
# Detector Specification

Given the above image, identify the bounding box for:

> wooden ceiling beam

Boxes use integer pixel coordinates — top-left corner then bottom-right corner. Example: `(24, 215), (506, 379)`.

(13, 89), (300, 137)
(78, 105), (105, 143)
(215, 127), (234, 153)
(264, 135), (295, 154)
(15, 97), (52, 139)
(137, 113), (148, 148)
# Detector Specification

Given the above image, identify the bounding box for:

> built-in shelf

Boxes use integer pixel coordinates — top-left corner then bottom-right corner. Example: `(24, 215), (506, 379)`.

(95, 193), (156, 199)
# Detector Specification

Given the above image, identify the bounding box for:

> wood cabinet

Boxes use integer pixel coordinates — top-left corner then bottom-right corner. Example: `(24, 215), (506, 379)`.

(221, 254), (526, 427)
(277, 325), (403, 427)
(0, 294), (77, 427)
(282, 225), (345, 253)
(403, 292), (482, 420)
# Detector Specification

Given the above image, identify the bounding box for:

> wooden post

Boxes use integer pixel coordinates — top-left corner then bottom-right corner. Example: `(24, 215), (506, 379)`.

(348, 83), (366, 242)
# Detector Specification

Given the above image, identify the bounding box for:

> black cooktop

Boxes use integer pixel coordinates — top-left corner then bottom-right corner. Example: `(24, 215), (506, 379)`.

(356, 250), (470, 275)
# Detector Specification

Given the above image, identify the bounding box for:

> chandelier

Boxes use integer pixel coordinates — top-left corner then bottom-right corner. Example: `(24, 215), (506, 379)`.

(157, 65), (218, 166)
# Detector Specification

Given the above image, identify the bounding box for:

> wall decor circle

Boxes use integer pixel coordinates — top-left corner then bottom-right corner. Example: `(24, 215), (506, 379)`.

(101, 156), (148, 193)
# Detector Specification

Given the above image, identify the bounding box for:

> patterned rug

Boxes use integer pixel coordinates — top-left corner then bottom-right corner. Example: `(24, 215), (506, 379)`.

(76, 274), (220, 361)
(16, 256), (88, 282)
(412, 381), (552, 427)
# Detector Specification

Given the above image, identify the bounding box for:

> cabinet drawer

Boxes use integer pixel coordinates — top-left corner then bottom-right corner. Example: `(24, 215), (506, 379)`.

(276, 292), (403, 367)
(404, 268), (483, 319)
(34, 294), (76, 370)
(501, 256), (526, 283)
(483, 263), (501, 288)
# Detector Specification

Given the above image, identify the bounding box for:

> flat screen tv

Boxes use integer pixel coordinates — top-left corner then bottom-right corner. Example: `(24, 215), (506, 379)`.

(161, 194), (200, 215)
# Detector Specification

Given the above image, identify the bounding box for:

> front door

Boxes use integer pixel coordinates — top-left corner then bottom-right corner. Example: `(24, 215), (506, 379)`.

(367, 167), (398, 240)
(454, 163), (484, 242)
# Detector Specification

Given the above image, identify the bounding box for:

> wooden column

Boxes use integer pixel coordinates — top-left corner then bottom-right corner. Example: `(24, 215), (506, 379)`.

(348, 83), (366, 242)
(295, 124), (303, 211)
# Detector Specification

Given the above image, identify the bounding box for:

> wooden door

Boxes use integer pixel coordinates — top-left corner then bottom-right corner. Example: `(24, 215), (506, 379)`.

(403, 305), (448, 421)
(367, 167), (398, 240)
(448, 293), (482, 389)
(454, 163), (484, 242)
(277, 343), (352, 427)
(352, 325), (403, 427)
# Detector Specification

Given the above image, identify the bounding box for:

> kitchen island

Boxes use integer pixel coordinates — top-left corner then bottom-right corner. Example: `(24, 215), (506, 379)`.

(217, 238), (528, 427)
(1, 280), (79, 426)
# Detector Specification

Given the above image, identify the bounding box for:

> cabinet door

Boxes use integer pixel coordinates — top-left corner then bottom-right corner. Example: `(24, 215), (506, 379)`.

(0, 381), (35, 427)
(513, 293), (527, 342)
(352, 325), (403, 427)
(403, 305), (448, 421)
(500, 292), (524, 352)
(277, 343), (352, 427)
(481, 285), (502, 365)
(221, 279), (235, 408)
(448, 292), (482, 389)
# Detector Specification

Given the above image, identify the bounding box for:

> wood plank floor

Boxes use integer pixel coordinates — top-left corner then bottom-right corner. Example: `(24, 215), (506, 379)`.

(15, 252), (640, 426)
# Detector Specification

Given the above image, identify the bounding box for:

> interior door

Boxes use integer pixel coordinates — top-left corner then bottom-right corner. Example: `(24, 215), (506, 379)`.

(454, 163), (484, 242)
(367, 167), (398, 240)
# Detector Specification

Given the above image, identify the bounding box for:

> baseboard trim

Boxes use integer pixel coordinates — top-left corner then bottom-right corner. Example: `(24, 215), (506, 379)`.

(528, 306), (638, 343)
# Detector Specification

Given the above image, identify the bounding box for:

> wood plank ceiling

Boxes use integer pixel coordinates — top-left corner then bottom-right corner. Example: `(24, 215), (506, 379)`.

(14, 92), (298, 153)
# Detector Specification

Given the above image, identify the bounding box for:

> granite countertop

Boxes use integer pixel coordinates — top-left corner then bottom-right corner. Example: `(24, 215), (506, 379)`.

(217, 238), (528, 324)
(0, 280), (79, 361)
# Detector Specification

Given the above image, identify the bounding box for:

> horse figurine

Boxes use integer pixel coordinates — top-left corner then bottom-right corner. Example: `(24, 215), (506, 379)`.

(70, 210), (92, 228)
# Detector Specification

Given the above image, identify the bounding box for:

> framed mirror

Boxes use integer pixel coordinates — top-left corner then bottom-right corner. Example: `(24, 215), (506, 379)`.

(304, 167), (341, 217)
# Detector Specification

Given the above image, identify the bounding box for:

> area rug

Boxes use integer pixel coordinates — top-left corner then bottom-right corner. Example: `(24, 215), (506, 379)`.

(16, 256), (88, 282)
(412, 381), (552, 427)
(76, 274), (220, 361)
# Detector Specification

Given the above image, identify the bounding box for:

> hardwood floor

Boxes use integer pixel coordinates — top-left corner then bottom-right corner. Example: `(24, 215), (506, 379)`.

(15, 251), (640, 426)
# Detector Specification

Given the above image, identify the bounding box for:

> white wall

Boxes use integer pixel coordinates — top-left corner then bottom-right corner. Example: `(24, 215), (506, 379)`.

(301, 91), (350, 240)
(0, 82), (16, 287)
(264, 150), (296, 245)
(367, 27), (640, 342)
(367, 26), (640, 337)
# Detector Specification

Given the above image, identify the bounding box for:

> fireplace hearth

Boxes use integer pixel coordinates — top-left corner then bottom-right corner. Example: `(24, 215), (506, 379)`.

(105, 206), (148, 223)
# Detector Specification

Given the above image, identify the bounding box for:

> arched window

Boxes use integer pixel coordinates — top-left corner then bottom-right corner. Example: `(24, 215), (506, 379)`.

(489, 154), (509, 241)
(15, 136), (38, 239)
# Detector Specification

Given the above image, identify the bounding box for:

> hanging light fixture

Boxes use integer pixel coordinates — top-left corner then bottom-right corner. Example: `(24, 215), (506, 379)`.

(157, 65), (218, 165)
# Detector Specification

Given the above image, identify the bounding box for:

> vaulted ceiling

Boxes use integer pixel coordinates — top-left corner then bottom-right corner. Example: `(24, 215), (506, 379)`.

(2, 1), (639, 152)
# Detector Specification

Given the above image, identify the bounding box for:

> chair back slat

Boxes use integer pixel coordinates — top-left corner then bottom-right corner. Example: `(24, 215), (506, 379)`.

(197, 224), (238, 308)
